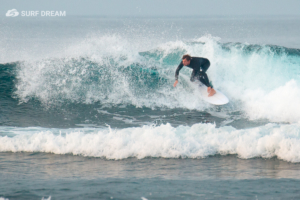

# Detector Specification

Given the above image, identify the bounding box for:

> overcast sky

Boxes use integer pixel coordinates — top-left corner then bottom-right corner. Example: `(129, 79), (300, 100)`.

(1, 0), (300, 17)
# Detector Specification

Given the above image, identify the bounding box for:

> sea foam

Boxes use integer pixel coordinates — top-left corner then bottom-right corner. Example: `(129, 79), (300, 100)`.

(1, 122), (300, 162)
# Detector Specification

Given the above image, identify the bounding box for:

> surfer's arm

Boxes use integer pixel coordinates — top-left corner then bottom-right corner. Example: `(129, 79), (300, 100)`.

(175, 61), (183, 81)
(174, 61), (183, 87)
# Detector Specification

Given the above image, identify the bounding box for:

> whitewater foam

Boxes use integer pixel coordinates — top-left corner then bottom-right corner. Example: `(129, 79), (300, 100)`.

(243, 80), (300, 123)
(1, 122), (300, 162)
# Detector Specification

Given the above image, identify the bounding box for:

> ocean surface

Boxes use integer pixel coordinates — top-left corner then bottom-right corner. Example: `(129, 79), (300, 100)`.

(1, 15), (300, 199)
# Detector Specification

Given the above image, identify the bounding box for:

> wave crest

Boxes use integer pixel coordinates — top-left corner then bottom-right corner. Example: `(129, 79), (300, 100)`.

(1, 122), (300, 162)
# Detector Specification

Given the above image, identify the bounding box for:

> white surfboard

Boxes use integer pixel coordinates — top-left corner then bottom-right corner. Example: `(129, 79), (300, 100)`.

(198, 85), (229, 105)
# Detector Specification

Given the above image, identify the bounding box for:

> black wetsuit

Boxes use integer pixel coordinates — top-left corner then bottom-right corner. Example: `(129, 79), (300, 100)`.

(175, 57), (212, 88)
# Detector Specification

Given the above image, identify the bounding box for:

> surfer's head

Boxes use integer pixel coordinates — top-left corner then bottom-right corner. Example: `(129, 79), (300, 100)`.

(182, 54), (191, 66)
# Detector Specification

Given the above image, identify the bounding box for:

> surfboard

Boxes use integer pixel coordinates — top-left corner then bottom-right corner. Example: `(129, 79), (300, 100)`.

(198, 84), (229, 105)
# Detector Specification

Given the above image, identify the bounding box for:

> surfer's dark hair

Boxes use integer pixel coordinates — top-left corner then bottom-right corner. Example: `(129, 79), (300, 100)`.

(182, 54), (191, 61)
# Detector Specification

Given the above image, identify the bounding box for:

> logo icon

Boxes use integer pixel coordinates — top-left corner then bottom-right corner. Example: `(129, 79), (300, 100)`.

(6, 9), (19, 17)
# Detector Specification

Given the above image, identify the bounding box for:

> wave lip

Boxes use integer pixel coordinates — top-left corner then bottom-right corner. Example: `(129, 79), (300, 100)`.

(1, 122), (300, 162)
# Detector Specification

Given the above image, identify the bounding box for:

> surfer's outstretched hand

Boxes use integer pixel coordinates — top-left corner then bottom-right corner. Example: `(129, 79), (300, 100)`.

(173, 80), (178, 87)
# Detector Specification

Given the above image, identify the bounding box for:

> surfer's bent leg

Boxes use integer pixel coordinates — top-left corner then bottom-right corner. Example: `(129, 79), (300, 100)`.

(199, 60), (213, 88)
(198, 72), (212, 88)
(191, 70), (212, 88)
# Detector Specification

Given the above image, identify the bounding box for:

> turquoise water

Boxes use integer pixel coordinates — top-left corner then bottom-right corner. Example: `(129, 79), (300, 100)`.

(1, 16), (300, 199)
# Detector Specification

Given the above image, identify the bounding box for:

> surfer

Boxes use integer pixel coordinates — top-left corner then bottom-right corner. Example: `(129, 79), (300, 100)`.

(173, 54), (216, 97)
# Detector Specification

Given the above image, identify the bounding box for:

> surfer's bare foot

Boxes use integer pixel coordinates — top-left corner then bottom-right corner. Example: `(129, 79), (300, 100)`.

(207, 87), (212, 93)
(208, 88), (216, 97)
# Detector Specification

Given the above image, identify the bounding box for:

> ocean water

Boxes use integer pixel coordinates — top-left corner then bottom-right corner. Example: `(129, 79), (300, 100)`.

(1, 16), (300, 199)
